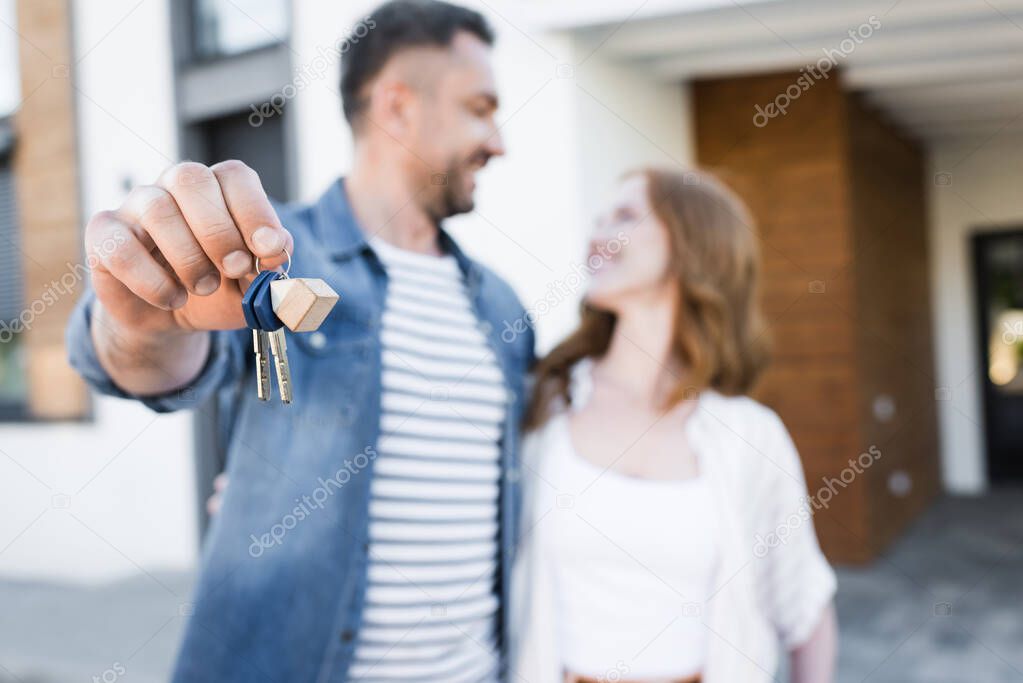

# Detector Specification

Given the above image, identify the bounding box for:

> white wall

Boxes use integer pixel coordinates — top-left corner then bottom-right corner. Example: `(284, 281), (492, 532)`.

(928, 133), (1023, 493)
(0, 0), (198, 584)
(290, 0), (693, 353)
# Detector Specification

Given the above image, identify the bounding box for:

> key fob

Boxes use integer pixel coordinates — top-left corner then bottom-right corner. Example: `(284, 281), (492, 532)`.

(253, 272), (284, 331)
(242, 270), (278, 330)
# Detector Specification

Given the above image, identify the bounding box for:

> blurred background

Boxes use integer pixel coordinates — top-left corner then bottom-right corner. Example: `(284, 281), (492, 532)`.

(0, 0), (1021, 681)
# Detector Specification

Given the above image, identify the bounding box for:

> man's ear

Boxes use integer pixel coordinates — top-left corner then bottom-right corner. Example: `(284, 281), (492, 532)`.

(369, 78), (416, 139)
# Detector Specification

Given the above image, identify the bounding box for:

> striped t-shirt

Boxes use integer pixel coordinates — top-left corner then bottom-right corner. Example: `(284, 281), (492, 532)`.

(348, 237), (506, 683)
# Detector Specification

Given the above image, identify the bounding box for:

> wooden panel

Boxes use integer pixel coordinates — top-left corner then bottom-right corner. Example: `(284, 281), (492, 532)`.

(694, 72), (849, 167)
(767, 315), (855, 359)
(694, 70), (939, 563)
(758, 359), (858, 436)
(846, 94), (940, 554)
(13, 0), (87, 418)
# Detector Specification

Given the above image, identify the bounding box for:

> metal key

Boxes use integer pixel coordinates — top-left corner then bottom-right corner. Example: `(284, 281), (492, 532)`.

(243, 270), (278, 402)
(267, 328), (293, 404)
(252, 329), (271, 401)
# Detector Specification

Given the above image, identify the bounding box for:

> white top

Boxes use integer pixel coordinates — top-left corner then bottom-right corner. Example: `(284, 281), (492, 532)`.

(546, 413), (718, 679)
(511, 360), (837, 683)
(348, 237), (506, 683)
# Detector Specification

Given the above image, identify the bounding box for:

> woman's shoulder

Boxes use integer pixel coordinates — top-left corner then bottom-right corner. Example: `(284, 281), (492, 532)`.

(695, 391), (800, 477)
(698, 389), (785, 436)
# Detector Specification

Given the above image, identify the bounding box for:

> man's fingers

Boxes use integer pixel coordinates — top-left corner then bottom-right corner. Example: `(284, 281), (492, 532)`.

(87, 211), (187, 310)
(157, 162), (252, 279)
(210, 159), (293, 269)
(119, 185), (222, 296)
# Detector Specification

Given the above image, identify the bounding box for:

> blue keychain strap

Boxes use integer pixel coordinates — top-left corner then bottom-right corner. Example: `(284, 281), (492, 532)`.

(241, 270), (276, 330)
(253, 271), (284, 331)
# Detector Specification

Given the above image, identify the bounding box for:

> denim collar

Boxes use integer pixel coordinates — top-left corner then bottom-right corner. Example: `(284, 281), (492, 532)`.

(314, 177), (480, 286)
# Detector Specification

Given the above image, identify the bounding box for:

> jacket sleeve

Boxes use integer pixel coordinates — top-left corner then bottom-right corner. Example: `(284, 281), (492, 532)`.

(66, 288), (248, 414)
(752, 410), (838, 649)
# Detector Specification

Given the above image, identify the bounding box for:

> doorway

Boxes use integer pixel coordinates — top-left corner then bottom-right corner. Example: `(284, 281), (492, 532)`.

(972, 229), (1023, 482)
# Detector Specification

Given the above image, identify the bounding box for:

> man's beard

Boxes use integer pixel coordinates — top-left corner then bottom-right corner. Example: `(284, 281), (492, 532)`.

(439, 165), (474, 217)
(430, 152), (489, 220)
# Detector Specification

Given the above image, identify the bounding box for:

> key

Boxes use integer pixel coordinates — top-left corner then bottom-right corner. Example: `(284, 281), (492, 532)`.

(268, 328), (293, 404)
(252, 329), (271, 401)
(242, 270), (279, 402)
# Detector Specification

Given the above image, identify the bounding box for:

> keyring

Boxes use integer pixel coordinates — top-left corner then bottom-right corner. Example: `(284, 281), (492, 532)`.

(255, 247), (291, 279)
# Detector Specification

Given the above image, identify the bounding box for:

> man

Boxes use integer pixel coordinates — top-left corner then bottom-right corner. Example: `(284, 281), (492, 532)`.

(66, 2), (533, 681)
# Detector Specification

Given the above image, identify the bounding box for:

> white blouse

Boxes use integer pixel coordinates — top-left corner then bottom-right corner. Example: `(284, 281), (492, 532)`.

(545, 413), (718, 680)
(511, 361), (837, 683)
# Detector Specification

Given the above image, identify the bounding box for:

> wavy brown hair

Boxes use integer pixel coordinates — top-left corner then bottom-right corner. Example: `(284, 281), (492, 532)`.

(524, 167), (770, 430)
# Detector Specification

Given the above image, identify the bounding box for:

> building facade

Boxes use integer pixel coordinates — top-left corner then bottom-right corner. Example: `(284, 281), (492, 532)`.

(1, 0), (1020, 581)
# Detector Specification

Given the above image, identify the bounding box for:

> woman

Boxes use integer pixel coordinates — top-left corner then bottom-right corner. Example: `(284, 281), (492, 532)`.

(511, 168), (838, 683)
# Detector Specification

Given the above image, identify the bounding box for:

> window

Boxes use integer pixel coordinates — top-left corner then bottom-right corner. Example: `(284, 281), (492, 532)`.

(191, 0), (289, 60)
(981, 235), (1023, 393)
(0, 0), (25, 418)
(0, 136), (27, 419)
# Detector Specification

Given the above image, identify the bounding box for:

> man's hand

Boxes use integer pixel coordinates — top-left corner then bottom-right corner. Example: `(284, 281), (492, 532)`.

(86, 160), (293, 334)
(84, 161), (292, 396)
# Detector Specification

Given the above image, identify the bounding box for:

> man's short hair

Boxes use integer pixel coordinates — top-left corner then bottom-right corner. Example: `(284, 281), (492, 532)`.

(340, 0), (494, 129)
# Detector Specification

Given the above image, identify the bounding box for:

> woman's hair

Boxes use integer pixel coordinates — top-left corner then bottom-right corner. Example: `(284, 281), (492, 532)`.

(524, 167), (770, 430)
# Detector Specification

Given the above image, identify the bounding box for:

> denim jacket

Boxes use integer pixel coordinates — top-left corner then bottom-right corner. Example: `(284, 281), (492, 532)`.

(66, 179), (535, 682)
